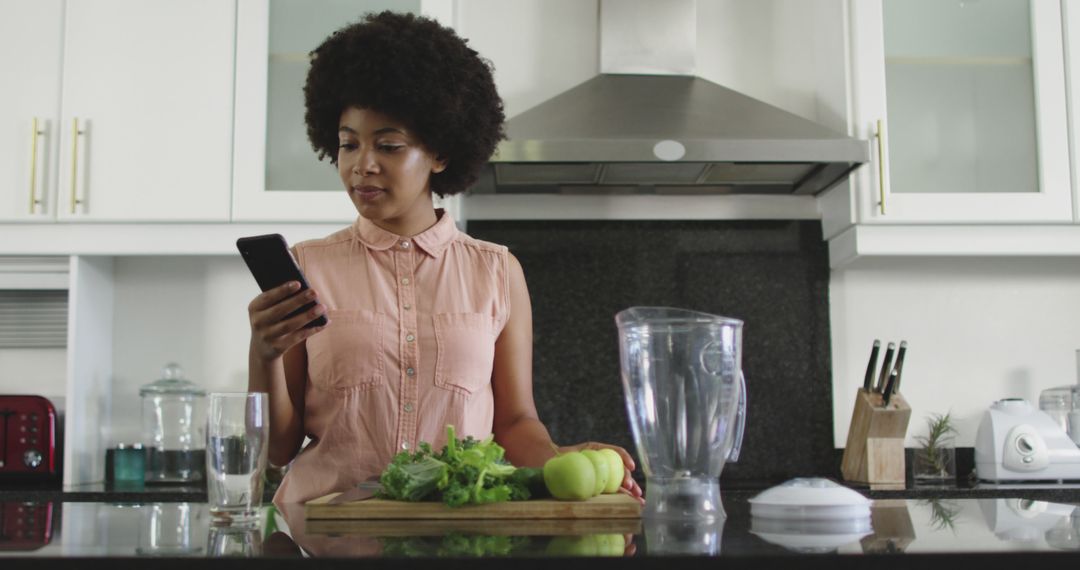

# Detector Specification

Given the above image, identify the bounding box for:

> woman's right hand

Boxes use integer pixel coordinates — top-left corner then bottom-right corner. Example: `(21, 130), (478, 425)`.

(248, 281), (328, 361)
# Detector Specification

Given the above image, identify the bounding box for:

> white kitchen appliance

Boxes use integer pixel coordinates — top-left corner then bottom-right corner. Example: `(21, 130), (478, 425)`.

(975, 399), (1080, 482)
(978, 498), (1078, 545)
(748, 479), (873, 554)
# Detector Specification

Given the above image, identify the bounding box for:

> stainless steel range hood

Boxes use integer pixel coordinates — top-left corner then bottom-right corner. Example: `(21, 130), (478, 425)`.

(474, 0), (869, 196)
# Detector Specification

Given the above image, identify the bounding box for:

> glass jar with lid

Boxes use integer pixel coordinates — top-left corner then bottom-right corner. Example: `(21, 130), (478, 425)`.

(1038, 350), (1080, 445)
(140, 363), (207, 484)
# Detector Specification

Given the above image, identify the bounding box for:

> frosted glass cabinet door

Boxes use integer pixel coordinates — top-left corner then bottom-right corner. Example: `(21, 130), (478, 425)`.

(848, 0), (1072, 223)
(232, 0), (437, 222)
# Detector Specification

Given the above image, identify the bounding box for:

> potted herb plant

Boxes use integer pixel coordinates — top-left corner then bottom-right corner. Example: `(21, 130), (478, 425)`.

(913, 412), (958, 486)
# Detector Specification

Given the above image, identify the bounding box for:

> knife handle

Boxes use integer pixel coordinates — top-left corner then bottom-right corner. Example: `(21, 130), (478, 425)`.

(891, 341), (908, 393)
(882, 368), (898, 406)
(863, 340), (881, 392)
(876, 343), (896, 393)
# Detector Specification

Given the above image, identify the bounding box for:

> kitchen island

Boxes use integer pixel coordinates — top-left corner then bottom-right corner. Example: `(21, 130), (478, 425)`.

(1, 484), (1079, 568)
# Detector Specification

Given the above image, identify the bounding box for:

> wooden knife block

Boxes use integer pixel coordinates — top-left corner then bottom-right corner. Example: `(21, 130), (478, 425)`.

(860, 499), (915, 554)
(841, 389), (911, 489)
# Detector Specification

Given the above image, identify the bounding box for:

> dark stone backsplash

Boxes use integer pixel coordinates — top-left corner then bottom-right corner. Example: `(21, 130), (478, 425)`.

(467, 220), (835, 484)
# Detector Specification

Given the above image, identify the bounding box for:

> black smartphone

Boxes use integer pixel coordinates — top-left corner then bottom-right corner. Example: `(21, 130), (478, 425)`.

(236, 233), (328, 329)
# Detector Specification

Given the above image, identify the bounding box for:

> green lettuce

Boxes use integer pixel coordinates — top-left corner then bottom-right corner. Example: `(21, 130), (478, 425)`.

(376, 425), (548, 507)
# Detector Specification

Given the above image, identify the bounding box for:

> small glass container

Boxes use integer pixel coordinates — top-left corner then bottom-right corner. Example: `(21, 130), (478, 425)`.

(913, 446), (957, 487)
(1039, 387), (1072, 435)
(112, 443), (146, 488)
(140, 363), (207, 484)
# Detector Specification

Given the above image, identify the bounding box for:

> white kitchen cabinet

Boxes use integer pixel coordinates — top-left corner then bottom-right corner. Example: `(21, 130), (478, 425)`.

(0, 0), (64, 221)
(1, 0), (235, 223)
(1065, 0), (1080, 223)
(57, 0), (235, 222)
(231, 0), (462, 222)
(843, 0), (1072, 225)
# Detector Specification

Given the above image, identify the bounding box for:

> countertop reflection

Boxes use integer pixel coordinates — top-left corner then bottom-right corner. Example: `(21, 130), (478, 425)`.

(3, 493), (1080, 560)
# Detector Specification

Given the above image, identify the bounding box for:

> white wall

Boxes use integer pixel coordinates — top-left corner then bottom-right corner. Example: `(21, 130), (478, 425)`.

(830, 258), (1080, 447)
(105, 256), (254, 445)
(457, 0), (599, 119)
(697, 0), (849, 132)
(459, 0), (849, 131)
(0, 348), (67, 399)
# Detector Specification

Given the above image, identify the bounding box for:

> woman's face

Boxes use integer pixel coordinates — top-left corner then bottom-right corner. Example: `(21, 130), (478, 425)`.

(337, 106), (446, 229)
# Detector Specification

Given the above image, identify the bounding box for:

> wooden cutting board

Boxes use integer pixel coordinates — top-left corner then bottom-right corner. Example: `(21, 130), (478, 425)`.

(305, 517), (643, 537)
(306, 493), (641, 521)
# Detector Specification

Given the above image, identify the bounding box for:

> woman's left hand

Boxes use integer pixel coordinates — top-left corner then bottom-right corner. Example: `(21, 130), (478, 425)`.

(558, 441), (644, 505)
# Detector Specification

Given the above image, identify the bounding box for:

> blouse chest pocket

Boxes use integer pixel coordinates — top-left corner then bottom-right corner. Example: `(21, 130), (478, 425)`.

(306, 309), (386, 391)
(433, 312), (497, 396)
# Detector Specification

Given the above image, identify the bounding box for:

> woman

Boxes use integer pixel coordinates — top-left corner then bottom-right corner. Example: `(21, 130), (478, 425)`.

(247, 11), (644, 507)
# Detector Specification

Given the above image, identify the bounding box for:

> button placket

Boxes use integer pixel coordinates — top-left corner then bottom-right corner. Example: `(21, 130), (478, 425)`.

(394, 245), (420, 452)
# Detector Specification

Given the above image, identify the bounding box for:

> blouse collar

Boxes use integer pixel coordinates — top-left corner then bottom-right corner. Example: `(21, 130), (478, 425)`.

(352, 208), (457, 258)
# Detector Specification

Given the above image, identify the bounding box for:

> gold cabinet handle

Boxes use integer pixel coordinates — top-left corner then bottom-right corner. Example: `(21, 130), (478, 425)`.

(875, 119), (887, 215)
(70, 118), (84, 214)
(29, 118), (44, 214)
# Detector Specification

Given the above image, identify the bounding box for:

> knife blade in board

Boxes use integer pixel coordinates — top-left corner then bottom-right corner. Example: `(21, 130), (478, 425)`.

(327, 481), (382, 505)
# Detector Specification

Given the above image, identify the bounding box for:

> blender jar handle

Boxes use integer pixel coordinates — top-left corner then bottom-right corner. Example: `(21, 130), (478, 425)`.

(727, 371), (747, 462)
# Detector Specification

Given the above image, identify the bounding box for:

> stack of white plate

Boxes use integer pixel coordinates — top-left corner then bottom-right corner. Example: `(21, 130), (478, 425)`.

(748, 478), (873, 553)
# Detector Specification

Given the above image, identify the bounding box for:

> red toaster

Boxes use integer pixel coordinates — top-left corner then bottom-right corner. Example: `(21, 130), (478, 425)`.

(0, 395), (60, 480)
(0, 502), (54, 551)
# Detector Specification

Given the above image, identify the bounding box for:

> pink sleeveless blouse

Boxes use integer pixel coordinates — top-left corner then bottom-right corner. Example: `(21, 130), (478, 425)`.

(273, 210), (510, 505)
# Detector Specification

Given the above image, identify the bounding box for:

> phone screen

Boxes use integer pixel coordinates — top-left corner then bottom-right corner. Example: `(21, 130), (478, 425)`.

(236, 234), (328, 328)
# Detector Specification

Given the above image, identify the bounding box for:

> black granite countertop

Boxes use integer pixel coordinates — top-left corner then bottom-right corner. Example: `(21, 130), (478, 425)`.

(7, 474), (1080, 504)
(1, 482), (1079, 568)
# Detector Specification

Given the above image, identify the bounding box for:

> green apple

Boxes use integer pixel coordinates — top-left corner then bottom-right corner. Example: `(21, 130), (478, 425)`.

(545, 535), (599, 556)
(543, 452), (596, 500)
(595, 534), (625, 556)
(580, 450), (609, 497)
(598, 448), (624, 494)
(545, 534), (623, 557)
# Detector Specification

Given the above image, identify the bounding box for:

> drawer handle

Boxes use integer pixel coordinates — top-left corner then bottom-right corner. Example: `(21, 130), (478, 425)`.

(70, 118), (85, 214)
(875, 118), (887, 216)
(28, 118), (44, 214)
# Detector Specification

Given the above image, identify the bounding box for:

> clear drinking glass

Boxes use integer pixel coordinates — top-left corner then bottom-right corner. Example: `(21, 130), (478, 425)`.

(208, 524), (263, 557)
(616, 307), (747, 521)
(206, 392), (269, 525)
(135, 503), (208, 556)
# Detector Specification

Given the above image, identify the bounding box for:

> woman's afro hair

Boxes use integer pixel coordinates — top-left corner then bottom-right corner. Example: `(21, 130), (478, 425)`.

(304, 11), (506, 197)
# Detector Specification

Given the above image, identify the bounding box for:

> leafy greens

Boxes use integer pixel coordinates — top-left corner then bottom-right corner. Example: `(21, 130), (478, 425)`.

(377, 425), (547, 507)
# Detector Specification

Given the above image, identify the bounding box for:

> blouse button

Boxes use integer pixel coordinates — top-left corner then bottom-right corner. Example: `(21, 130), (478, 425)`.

(404, 403), (414, 413)
(403, 303), (412, 310)
(401, 441), (410, 450)
(400, 277), (410, 285)
(406, 367), (415, 377)
(406, 334), (415, 342)
(400, 241), (411, 249)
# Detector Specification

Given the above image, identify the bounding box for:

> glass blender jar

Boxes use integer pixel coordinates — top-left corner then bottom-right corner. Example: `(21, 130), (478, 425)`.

(1038, 349), (1080, 446)
(140, 363), (207, 484)
(616, 307), (747, 521)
